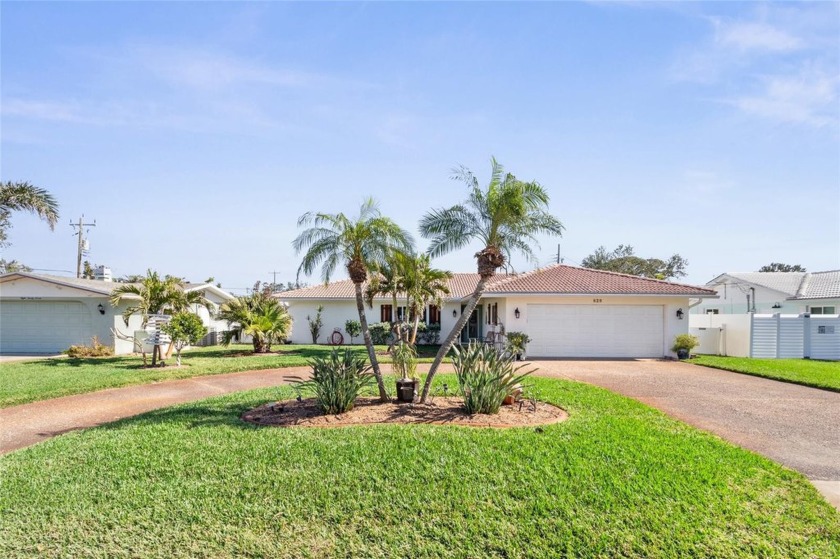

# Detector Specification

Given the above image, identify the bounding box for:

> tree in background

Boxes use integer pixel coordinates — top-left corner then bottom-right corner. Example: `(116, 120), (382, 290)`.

(294, 198), (414, 402)
(581, 245), (688, 280)
(163, 312), (208, 366)
(0, 181), (59, 247)
(217, 292), (291, 353)
(418, 158), (564, 403)
(0, 259), (32, 274)
(344, 319), (362, 344)
(758, 263), (806, 273)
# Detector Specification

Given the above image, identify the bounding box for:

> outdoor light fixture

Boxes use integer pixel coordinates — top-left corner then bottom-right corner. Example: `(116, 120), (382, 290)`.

(514, 307), (521, 319)
(452, 309), (457, 318)
(97, 303), (105, 315)
(676, 308), (684, 320)
(772, 303), (782, 309)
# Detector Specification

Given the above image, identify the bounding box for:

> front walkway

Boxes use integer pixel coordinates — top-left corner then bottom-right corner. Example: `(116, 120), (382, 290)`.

(0, 367), (310, 454)
(531, 359), (840, 509)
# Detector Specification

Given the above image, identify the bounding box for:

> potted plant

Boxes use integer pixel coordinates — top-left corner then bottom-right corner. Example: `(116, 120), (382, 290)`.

(505, 332), (531, 361)
(391, 341), (418, 402)
(672, 333), (699, 360)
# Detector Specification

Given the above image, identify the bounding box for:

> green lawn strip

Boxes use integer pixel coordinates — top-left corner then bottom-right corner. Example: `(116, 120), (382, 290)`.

(0, 344), (440, 408)
(692, 355), (840, 392)
(1, 376), (837, 558)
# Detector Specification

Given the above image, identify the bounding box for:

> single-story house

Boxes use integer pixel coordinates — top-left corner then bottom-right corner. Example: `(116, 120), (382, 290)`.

(0, 272), (235, 355)
(691, 270), (840, 315)
(276, 264), (718, 359)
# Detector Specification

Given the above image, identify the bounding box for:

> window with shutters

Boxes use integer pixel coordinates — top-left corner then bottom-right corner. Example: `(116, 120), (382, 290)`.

(380, 304), (392, 322)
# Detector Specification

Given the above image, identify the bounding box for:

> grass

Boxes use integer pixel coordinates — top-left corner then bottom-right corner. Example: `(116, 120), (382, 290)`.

(692, 355), (840, 392)
(0, 344), (440, 408)
(1, 375), (837, 558)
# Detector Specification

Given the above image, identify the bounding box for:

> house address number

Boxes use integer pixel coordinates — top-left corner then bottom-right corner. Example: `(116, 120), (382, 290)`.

(593, 298), (603, 303)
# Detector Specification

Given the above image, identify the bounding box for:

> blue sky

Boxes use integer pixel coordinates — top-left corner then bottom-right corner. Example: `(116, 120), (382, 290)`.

(2, 1), (838, 293)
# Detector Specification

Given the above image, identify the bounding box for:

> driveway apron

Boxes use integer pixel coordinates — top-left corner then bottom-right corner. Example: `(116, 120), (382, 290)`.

(531, 359), (840, 509)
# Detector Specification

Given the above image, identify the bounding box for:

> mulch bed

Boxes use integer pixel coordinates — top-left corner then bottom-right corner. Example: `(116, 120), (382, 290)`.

(242, 397), (568, 429)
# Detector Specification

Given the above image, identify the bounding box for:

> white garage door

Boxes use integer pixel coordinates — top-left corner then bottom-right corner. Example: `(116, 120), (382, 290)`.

(527, 304), (664, 358)
(0, 301), (92, 353)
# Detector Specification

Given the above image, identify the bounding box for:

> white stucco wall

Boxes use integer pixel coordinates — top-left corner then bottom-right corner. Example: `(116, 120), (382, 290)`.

(692, 284), (802, 315)
(283, 299), (458, 345)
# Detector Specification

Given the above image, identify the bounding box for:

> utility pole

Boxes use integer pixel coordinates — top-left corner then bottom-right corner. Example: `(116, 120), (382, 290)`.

(70, 216), (96, 278)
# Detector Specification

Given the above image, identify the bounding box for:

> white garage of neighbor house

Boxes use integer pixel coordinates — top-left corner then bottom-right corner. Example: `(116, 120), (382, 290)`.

(277, 264), (717, 359)
(0, 272), (235, 355)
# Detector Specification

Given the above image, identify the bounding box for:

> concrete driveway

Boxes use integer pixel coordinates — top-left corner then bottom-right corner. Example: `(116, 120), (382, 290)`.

(532, 359), (840, 509)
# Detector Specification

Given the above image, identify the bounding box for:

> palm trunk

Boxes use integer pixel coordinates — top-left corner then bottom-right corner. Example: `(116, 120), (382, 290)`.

(418, 277), (488, 403)
(410, 311), (421, 345)
(355, 281), (389, 402)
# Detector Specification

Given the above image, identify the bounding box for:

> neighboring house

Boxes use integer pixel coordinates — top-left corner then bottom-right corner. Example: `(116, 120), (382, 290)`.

(0, 272), (235, 354)
(691, 271), (840, 315)
(276, 264), (717, 359)
(688, 270), (839, 359)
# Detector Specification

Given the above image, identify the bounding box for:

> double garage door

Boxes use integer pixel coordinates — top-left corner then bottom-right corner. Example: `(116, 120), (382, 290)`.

(527, 304), (664, 358)
(0, 301), (92, 353)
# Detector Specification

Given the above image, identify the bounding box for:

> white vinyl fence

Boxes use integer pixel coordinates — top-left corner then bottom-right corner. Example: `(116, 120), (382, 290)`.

(690, 313), (839, 361)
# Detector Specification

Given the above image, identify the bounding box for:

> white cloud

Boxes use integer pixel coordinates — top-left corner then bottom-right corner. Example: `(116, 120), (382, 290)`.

(713, 20), (802, 53)
(1, 99), (86, 122)
(727, 67), (839, 127)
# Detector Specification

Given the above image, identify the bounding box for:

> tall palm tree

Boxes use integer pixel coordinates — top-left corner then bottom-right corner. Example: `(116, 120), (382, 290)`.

(402, 254), (452, 345)
(293, 198), (413, 402)
(417, 158), (564, 402)
(218, 293), (292, 353)
(109, 270), (214, 365)
(0, 181), (60, 247)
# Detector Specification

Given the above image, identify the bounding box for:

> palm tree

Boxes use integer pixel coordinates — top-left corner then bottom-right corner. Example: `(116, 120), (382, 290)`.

(217, 293), (292, 353)
(417, 158), (564, 402)
(109, 270), (214, 365)
(293, 198), (413, 402)
(0, 181), (60, 246)
(365, 251), (409, 345)
(401, 254), (452, 345)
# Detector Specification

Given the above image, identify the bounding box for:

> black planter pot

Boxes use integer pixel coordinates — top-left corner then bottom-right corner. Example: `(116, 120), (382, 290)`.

(396, 379), (419, 403)
(677, 349), (689, 360)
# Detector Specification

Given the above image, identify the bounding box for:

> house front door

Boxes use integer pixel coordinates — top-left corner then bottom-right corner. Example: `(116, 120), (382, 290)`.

(460, 304), (483, 343)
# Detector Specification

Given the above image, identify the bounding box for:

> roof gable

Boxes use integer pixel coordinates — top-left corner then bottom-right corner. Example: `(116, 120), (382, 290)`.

(708, 272), (806, 297)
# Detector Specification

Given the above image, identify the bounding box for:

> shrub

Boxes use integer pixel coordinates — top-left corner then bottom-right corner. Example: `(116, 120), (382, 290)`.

(452, 342), (534, 415)
(307, 305), (324, 344)
(66, 336), (114, 358)
(391, 341), (417, 380)
(344, 320), (361, 344)
(672, 334), (699, 354)
(368, 322), (391, 345)
(505, 331), (531, 356)
(294, 348), (374, 415)
(417, 322), (441, 345)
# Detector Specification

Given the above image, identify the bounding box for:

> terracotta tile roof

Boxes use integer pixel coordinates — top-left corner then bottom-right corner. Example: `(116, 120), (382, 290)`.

(276, 273), (511, 300)
(277, 266), (715, 299)
(484, 264), (717, 296)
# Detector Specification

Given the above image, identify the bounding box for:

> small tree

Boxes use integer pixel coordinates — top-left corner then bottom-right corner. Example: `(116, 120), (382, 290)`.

(162, 312), (208, 366)
(307, 305), (324, 344)
(758, 263), (806, 273)
(344, 319), (362, 344)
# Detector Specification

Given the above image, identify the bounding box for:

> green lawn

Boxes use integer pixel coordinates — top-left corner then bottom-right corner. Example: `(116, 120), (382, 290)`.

(1, 375), (836, 558)
(0, 344), (440, 408)
(692, 355), (840, 392)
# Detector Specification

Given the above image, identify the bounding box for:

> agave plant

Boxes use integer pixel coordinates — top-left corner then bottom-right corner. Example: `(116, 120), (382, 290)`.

(452, 342), (534, 415)
(295, 348), (375, 415)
